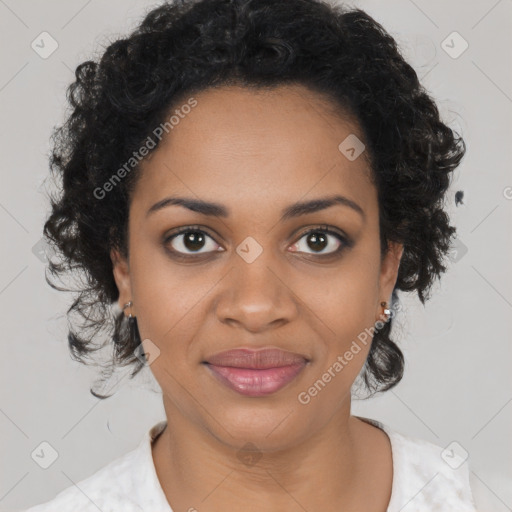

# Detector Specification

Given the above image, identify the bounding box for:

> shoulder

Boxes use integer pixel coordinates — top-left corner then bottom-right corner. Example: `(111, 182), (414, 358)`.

(23, 446), (144, 512)
(357, 416), (478, 512)
(23, 421), (170, 512)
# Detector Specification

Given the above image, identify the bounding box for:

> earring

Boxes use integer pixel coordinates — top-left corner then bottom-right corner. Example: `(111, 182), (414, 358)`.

(380, 301), (391, 322)
(123, 300), (133, 318)
(123, 300), (142, 346)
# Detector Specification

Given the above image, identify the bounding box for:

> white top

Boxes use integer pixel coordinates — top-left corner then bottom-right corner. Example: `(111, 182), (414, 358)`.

(24, 416), (478, 512)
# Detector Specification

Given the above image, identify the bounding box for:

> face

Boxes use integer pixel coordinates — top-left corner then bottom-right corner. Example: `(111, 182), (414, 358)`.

(112, 84), (403, 451)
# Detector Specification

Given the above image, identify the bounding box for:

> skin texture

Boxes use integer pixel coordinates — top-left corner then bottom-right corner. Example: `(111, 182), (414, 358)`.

(112, 84), (403, 512)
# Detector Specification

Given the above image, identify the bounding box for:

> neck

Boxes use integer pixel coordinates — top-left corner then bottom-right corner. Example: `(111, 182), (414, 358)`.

(152, 396), (391, 512)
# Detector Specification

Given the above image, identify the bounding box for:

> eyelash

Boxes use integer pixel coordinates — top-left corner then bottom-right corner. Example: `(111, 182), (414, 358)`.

(163, 224), (352, 261)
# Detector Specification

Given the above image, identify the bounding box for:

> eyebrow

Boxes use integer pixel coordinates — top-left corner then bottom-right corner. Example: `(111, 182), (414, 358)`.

(146, 194), (365, 222)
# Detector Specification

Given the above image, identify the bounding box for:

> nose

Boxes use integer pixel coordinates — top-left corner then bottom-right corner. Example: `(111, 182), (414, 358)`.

(214, 252), (299, 334)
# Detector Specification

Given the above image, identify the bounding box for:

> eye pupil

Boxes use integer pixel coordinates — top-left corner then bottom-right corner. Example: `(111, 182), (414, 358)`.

(307, 232), (328, 252)
(184, 231), (205, 251)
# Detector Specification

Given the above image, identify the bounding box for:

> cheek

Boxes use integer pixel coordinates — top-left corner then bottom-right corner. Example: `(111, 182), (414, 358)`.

(306, 254), (379, 374)
(128, 238), (217, 360)
(310, 256), (379, 327)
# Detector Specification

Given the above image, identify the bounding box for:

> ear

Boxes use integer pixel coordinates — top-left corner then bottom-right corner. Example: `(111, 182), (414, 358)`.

(111, 248), (134, 315)
(377, 241), (404, 316)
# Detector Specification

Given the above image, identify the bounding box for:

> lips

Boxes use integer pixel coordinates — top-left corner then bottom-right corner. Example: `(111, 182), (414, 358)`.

(203, 348), (309, 396)
(204, 348), (308, 369)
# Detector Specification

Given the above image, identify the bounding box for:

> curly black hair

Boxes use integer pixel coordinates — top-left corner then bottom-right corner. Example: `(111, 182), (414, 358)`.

(43, 0), (465, 399)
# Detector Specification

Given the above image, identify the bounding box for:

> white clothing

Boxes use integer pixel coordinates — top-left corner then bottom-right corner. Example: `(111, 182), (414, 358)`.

(24, 416), (478, 511)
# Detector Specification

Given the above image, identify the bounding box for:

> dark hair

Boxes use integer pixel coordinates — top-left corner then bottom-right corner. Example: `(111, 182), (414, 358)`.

(43, 0), (465, 399)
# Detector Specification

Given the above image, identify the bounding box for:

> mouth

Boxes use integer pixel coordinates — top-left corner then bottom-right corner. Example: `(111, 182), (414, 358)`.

(202, 348), (309, 397)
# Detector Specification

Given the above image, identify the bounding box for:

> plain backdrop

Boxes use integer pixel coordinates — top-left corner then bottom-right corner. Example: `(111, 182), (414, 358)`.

(0, 0), (511, 510)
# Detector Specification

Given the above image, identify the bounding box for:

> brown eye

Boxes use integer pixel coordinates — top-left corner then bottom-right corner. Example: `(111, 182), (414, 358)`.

(165, 228), (221, 256)
(289, 227), (348, 256)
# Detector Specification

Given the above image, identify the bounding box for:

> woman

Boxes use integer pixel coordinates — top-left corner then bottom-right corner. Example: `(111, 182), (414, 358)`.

(25, 0), (476, 510)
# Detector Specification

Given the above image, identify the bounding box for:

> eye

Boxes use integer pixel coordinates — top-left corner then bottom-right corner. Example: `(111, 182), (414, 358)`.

(163, 224), (351, 260)
(164, 226), (222, 257)
(289, 225), (349, 256)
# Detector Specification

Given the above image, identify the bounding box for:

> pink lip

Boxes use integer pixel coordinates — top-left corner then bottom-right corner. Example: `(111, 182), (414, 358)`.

(203, 348), (309, 397)
(204, 362), (307, 396)
(204, 348), (308, 369)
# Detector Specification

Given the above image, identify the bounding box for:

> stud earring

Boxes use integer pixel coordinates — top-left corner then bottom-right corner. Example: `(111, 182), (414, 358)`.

(380, 301), (391, 322)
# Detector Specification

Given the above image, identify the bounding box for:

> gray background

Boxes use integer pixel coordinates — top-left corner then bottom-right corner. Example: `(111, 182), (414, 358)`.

(0, 0), (510, 510)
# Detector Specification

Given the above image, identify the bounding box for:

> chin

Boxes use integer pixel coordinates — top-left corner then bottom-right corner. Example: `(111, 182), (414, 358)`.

(205, 403), (311, 452)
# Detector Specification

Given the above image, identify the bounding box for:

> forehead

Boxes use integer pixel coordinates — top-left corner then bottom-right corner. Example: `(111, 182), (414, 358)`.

(133, 84), (376, 219)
